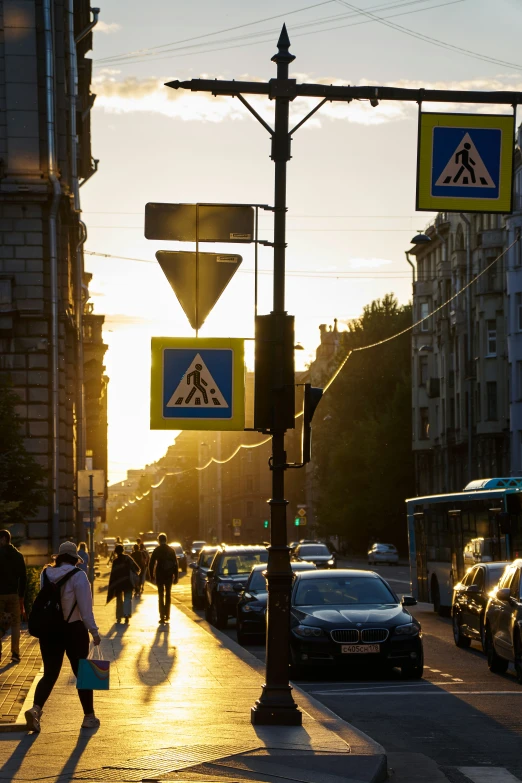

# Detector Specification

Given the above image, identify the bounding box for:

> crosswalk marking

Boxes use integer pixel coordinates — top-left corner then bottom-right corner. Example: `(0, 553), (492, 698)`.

(459, 768), (522, 782)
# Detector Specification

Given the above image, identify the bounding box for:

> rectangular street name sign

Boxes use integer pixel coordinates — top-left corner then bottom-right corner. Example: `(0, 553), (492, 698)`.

(416, 112), (515, 213)
(150, 337), (245, 431)
(145, 203), (254, 242)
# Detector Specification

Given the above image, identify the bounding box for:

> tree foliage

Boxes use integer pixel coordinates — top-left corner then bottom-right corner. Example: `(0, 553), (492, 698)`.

(0, 382), (47, 526)
(312, 294), (414, 555)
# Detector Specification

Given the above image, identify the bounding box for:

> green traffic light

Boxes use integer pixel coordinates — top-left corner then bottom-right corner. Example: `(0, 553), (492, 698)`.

(264, 520), (269, 529)
(294, 518), (300, 526)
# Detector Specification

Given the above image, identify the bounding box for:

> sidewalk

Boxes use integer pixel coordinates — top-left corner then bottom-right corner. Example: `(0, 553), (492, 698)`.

(0, 579), (387, 783)
(0, 630), (41, 725)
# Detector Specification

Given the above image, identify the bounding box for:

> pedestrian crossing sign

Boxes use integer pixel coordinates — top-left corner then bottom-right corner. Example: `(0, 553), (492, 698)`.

(150, 337), (245, 430)
(416, 112), (514, 213)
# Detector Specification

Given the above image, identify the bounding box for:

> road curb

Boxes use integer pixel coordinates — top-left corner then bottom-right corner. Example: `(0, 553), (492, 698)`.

(174, 597), (388, 783)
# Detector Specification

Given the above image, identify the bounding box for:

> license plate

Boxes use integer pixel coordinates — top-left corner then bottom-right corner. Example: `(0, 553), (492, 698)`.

(341, 644), (380, 654)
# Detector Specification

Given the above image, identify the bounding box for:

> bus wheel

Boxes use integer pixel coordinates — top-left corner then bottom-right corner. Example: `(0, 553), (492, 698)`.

(431, 577), (440, 614)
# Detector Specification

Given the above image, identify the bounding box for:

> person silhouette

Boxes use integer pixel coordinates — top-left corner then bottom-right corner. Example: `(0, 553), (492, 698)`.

(454, 142), (476, 184)
(185, 363), (208, 404)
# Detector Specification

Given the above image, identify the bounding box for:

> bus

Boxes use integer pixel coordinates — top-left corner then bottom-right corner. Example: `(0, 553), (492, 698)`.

(406, 477), (522, 615)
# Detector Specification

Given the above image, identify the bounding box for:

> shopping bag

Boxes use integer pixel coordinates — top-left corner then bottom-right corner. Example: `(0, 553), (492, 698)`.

(77, 644), (110, 691)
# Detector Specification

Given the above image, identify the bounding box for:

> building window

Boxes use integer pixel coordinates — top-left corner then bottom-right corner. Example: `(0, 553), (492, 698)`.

(0, 278), (12, 307)
(486, 320), (497, 356)
(246, 501), (254, 517)
(419, 355), (428, 386)
(246, 476), (253, 491)
(419, 408), (430, 440)
(420, 302), (430, 331)
(246, 450), (252, 463)
(450, 397), (455, 429)
(486, 381), (498, 421)
(517, 294), (522, 331)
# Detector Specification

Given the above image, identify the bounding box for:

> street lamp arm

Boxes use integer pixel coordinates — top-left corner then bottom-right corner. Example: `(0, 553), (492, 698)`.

(166, 78), (522, 106)
(236, 94), (274, 135)
(289, 98), (329, 135)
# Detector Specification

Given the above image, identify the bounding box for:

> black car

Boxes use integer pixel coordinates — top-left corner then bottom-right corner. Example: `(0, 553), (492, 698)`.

(452, 561), (508, 650)
(485, 559), (522, 681)
(289, 569), (422, 678)
(293, 542), (336, 569)
(236, 562), (316, 645)
(204, 545), (268, 628)
(190, 540), (207, 562)
(190, 545), (218, 609)
(169, 542), (187, 574)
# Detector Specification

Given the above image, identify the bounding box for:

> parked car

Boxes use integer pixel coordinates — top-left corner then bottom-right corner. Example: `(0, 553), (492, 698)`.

(236, 562), (316, 645)
(463, 537), (496, 567)
(190, 545), (218, 609)
(293, 542), (336, 569)
(368, 543), (399, 565)
(204, 545), (268, 628)
(190, 540), (207, 561)
(452, 561), (508, 650)
(289, 569), (422, 678)
(485, 559), (522, 681)
(169, 542), (187, 574)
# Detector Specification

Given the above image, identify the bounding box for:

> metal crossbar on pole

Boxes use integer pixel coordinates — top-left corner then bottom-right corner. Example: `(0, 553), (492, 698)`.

(166, 24), (522, 728)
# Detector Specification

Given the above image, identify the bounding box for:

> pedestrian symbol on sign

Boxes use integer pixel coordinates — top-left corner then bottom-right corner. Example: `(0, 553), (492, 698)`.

(435, 133), (495, 189)
(167, 353), (229, 409)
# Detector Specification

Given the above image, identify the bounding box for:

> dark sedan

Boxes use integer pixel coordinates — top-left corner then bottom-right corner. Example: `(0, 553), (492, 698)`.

(293, 543), (336, 569)
(485, 559), (522, 681)
(190, 545), (218, 609)
(289, 569), (423, 678)
(452, 561), (508, 651)
(169, 542), (187, 574)
(236, 562), (316, 645)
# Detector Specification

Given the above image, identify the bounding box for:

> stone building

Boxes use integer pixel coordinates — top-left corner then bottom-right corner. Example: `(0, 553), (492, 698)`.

(0, 0), (104, 562)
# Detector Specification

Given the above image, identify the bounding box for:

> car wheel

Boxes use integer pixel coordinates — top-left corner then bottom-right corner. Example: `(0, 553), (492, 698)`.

(486, 627), (509, 674)
(210, 600), (228, 629)
(453, 612), (471, 648)
(514, 633), (522, 685)
(401, 649), (424, 680)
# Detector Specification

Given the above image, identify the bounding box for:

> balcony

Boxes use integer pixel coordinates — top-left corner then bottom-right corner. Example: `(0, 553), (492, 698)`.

(480, 229), (504, 249)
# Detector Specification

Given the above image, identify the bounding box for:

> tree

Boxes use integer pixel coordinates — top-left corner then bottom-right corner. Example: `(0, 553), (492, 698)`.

(0, 382), (46, 526)
(312, 294), (414, 555)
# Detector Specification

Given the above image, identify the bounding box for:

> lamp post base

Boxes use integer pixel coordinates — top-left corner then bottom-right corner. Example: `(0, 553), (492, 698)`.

(251, 686), (303, 726)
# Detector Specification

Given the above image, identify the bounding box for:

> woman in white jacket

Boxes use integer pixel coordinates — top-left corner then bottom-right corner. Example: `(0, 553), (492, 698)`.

(25, 541), (101, 732)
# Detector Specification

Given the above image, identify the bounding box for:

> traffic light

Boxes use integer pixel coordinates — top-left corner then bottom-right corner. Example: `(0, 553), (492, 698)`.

(254, 313), (295, 430)
(302, 383), (324, 464)
(294, 517), (300, 527)
(264, 519), (269, 529)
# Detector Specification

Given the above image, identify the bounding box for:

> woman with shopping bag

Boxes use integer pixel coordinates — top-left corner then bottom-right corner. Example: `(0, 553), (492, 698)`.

(24, 541), (101, 733)
(107, 544), (140, 623)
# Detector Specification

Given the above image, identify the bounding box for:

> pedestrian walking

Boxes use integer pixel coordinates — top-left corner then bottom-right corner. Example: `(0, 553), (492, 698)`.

(24, 541), (101, 732)
(130, 544), (146, 597)
(138, 540), (150, 594)
(149, 534), (178, 624)
(107, 544), (140, 623)
(77, 542), (89, 575)
(0, 529), (26, 664)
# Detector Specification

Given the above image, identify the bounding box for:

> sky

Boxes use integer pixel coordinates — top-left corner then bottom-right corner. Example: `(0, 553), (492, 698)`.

(82, 0), (522, 484)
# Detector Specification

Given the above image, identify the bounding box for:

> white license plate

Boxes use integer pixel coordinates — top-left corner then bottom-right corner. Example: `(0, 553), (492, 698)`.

(341, 644), (380, 654)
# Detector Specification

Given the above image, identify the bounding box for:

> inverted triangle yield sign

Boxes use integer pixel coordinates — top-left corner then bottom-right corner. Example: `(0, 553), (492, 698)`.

(156, 250), (242, 330)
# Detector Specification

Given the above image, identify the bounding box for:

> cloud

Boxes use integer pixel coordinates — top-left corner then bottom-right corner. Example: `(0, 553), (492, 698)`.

(92, 73), (522, 126)
(96, 21), (121, 34)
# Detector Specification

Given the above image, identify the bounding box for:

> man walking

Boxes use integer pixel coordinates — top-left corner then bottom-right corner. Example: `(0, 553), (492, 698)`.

(149, 534), (178, 624)
(0, 529), (27, 663)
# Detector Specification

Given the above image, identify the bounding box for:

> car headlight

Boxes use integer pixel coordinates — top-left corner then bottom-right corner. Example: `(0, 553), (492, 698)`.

(293, 625), (323, 638)
(393, 623), (419, 636)
(328, 559), (335, 565)
(243, 604), (265, 613)
(217, 582), (234, 592)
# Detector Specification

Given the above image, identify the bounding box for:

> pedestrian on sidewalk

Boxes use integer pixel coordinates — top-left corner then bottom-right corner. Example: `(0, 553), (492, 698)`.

(138, 540), (150, 594)
(0, 528), (26, 664)
(149, 534), (178, 624)
(107, 544), (140, 623)
(77, 542), (89, 575)
(130, 544), (146, 597)
(25, 541), (101, 733)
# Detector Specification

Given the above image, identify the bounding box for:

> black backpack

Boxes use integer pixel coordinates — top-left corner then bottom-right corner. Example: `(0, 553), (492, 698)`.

(28, 567), (80, 639)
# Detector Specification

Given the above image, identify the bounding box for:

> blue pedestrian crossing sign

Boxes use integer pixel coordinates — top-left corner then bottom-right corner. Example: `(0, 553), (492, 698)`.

(150, 337), (245, 430)
(417, 112), (514, 213)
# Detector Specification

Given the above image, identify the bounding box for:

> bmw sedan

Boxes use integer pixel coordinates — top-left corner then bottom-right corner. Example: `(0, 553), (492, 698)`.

(236, 561), (316, 645)
(293, 543), (336, 569)
(290, 569), (423, 678)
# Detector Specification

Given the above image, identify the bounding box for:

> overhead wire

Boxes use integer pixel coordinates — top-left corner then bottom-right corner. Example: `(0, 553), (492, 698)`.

(115, 235), (520, 513)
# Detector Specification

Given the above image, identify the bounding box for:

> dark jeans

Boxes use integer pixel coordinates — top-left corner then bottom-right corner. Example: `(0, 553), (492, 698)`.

(157, 577), (173, 620)
(34, 621), (93, 714)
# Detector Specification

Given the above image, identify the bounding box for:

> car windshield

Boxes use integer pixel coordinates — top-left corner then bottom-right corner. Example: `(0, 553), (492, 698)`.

(487, 565), (507, 587)
(294, 576), (396, 606)
(193, 541), (206, 548)
(171, 545), (183, 555)
(298, 545), (330, 557)
(249, 570), (267, 591)
(219, 550), (268, 575)
(200, 550), (217, 568)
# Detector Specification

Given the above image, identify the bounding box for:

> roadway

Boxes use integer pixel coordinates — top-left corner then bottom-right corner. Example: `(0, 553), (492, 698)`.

(172, 558), (522, 783)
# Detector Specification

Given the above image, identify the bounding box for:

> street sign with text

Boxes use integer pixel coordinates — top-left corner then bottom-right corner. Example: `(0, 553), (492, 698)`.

(145, 203), (254, 242)
(150, 337), (245, 431)
(156, 250), (242, 331)
(417, 112), (515, 213)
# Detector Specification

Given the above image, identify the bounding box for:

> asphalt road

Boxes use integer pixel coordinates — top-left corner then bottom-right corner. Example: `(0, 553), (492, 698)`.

(172, 558), (522, 783)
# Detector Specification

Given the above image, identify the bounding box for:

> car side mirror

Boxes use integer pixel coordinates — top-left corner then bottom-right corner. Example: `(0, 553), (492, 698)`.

(206, 569), (214, 578)
(233, 583), (243, 592)
(465, 584), (479, 594)
(402, 595), (417, 606)
(189, 563), (197, 570)
(496, 587), (511, 601)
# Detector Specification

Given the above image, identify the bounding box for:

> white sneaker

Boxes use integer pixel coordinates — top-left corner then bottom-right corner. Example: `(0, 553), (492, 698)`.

(25, 707), (41, 732)
(81, 714), (100, 729)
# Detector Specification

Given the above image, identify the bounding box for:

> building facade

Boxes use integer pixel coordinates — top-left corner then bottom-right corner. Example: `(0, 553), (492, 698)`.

(0, 0), (104, 562)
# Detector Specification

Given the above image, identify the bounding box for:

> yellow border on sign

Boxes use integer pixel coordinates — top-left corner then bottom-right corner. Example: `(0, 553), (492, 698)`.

(150, 336), (245, 431)
(416, 112), (514, 213)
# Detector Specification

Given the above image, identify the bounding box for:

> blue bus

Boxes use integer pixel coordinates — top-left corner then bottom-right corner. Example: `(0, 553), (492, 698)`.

(406, 478), (522, 615)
